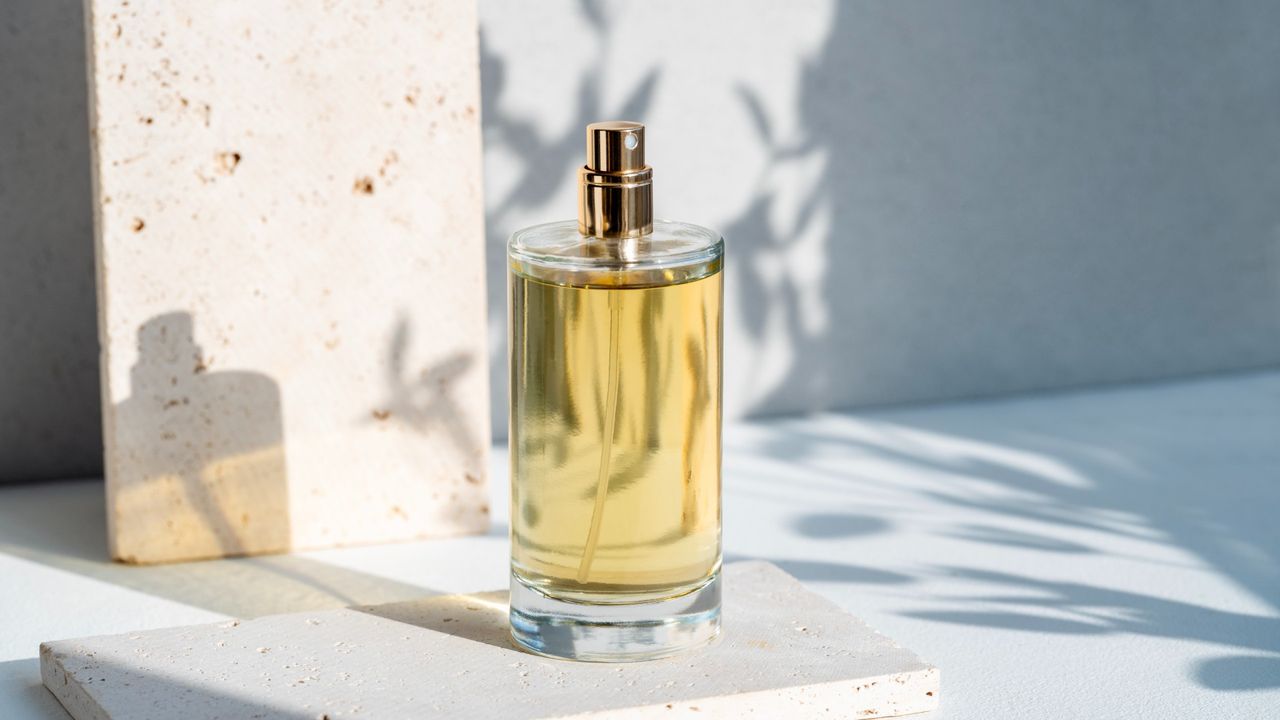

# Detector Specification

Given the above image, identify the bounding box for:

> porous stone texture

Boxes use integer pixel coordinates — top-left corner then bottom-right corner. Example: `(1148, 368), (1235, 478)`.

(85, 0), (489, 562)
(40, 562), (939, 719)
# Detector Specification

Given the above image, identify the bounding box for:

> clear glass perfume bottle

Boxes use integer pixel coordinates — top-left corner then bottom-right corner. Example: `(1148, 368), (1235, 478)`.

(507, 122), (723, 661)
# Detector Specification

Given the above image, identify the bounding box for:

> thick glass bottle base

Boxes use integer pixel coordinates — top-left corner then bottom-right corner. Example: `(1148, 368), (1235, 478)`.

(508, 569), (721, 662)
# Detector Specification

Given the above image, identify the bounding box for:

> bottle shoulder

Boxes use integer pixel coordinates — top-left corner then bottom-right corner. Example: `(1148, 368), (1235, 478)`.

(508, 219), (723, 288)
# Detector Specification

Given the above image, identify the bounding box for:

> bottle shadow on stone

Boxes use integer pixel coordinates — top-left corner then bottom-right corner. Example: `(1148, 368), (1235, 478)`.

(111, 311), (289, 562)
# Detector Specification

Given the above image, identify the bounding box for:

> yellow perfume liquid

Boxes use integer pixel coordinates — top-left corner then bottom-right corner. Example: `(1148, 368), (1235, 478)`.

(507, 121), (723, 661)
(510, 270), (722, 603)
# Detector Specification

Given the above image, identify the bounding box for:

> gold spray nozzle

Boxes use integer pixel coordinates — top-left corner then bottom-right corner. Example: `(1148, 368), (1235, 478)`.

(587, 121), (645, 172)
(579, 121), (653, 239)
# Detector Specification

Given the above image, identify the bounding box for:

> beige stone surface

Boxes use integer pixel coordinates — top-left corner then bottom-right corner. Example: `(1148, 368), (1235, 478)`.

(41, 562), (940, 719)
(86, 0), (489, 563)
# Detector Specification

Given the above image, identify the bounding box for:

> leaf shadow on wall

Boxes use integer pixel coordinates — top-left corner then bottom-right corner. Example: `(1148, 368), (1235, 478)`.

(726, 0), (1280, 417)
(479, 3), (662, 441)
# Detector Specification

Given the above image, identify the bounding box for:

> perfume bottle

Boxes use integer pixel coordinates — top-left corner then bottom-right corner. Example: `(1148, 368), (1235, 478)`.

(507, 121), (724, 661)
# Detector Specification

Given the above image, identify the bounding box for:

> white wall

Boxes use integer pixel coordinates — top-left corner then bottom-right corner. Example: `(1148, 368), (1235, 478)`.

(479, 0), (1280, 437)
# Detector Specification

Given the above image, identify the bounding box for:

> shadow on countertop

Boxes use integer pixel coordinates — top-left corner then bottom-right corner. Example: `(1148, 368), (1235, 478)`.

(735, 371), (1280, 694)
(0, 477), (434, 619)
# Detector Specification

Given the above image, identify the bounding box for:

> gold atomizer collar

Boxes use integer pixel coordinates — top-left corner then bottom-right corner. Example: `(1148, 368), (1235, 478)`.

(578, 121), (653, 238)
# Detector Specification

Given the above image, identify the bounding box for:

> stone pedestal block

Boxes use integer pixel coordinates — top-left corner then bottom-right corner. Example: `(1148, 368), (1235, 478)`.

(86, 0), (489, 562)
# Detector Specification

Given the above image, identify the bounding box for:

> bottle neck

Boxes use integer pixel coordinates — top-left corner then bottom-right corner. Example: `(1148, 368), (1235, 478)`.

(577, 165), (653, 239)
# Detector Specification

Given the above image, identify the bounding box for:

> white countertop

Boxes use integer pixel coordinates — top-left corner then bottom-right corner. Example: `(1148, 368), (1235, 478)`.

(3, 370), (1278, 719)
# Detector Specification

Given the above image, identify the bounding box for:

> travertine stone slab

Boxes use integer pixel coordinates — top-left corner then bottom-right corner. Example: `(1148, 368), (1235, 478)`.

(40, 562), (939, 719)
(86, 0), (489, 562)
